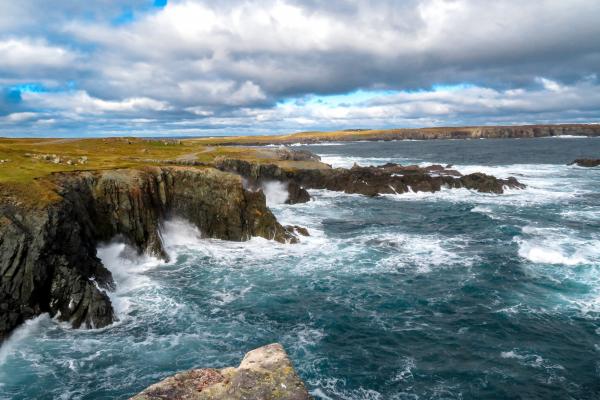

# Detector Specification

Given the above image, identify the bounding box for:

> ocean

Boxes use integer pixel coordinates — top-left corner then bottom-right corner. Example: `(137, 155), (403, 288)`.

(1, 137), (599, 399)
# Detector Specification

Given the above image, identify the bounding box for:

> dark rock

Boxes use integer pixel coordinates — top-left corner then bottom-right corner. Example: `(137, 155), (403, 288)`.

(285, 225), (310, 237)
(286, 182), (311, 204)
(216, 159), (525, 197)
(1, 166), (298, 341)
(570, 158), (600, 167)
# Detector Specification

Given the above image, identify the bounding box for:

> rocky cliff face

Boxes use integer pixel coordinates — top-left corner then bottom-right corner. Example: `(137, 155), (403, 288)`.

(0, 166), (296, 341)
(131, 343), (311, 400)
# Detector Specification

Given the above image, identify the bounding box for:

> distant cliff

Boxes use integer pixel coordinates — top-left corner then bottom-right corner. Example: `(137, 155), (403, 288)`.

(199, 124), (600, 145)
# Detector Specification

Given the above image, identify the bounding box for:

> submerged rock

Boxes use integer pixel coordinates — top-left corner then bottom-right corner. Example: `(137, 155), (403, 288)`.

(131, 343), (311, 400)
(570, 158), (600, 167)
(0, 166), (300, 341)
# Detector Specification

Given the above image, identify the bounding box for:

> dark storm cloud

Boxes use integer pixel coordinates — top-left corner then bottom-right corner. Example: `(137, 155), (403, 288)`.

(0, 0), (599, 136)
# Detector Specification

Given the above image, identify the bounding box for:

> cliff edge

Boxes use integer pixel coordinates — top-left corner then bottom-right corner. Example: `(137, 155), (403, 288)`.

(0, 166), (296, 341)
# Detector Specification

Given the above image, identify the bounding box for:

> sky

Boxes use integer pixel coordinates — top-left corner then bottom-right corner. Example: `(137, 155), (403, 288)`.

(1, 0), (599, 137)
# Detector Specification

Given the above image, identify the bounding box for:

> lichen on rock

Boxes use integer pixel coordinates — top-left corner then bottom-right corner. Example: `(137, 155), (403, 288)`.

(131, 343), (312, 400)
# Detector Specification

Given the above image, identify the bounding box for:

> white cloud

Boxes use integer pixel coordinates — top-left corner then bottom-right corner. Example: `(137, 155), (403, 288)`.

(22, 91), (171, 115)
(3, 112), (38, 122)
(1, 0), (600, 136)
(0, 38), (77, 70)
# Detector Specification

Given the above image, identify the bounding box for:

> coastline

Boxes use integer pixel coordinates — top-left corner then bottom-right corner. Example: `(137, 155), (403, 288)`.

(189, 124), (600, 146)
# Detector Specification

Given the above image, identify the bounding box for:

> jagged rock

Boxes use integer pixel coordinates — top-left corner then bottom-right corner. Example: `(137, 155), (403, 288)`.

(216, 159), (525, 197)
(285, 182), (311, 204)
(274, 147), (321, 162)
(285, 225), (310, 237)
(570, 158), (600, 167)
(0, 166), (298, 341)
(131, 343), (311, 400)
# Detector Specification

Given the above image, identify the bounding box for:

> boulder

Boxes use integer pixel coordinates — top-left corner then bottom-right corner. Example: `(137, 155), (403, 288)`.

(130, 343), (311, 400)
(570, 159), (600, 167)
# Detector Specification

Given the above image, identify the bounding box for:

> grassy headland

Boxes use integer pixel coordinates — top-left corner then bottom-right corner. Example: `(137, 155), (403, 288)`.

(0, 137), (323, 207)
(1, 124), (598, 206)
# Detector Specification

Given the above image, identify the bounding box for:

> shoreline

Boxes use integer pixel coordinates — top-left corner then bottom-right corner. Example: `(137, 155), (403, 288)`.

(187, 124), (600, 146)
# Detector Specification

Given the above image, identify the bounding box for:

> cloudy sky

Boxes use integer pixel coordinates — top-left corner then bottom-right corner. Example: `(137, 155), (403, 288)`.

(1, 0), (599, 137)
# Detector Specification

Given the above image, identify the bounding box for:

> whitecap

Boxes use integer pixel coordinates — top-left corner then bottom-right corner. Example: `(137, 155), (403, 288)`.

(500, 349), (564, 370)
(319, 154), (412, 169)
(391, 357), (416, 382)
(0, 314), (50, 365)
(515, 225), (598, 266)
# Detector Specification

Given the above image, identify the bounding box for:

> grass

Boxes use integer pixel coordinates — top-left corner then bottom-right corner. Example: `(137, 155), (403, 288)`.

(0, 136), (325, 207)
(1, 123), (595, 207)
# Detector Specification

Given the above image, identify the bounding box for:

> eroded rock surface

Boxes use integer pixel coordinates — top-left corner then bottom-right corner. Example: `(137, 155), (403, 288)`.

(131, 343), (311, 400)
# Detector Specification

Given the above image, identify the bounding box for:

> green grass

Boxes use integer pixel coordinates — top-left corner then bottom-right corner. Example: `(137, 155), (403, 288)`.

(0, 137), (327, 207)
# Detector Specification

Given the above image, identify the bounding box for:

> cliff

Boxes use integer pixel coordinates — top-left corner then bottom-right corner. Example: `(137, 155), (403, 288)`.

(131, 343), (311, 400)
(0, 166), (296, 340)
(192, 124), (600, 146)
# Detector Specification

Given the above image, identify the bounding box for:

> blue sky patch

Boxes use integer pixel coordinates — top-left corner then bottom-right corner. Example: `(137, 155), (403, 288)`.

(112, 9), (135, 25)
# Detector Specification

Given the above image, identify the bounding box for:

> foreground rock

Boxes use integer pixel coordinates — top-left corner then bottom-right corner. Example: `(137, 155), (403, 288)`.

(217, 159), (525, 199)
(0, 167), (299, 341)
(570, 159), (600, 167)
(131, 343), (311, 400)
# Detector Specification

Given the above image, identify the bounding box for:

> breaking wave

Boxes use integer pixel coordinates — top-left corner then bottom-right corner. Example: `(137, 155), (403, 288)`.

(3, 138), (600, 399)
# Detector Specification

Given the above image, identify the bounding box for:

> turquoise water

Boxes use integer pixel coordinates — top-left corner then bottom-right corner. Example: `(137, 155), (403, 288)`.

(1, 137), (600, 399)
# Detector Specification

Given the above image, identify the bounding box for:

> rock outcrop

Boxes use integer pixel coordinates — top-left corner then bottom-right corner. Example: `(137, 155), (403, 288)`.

(570, 159), (600, 167)
(131, 343), (311, 400)
(216, 159), (525, 198)
(0, 167), (298, 341)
